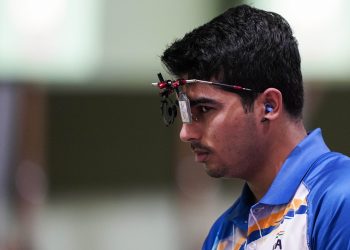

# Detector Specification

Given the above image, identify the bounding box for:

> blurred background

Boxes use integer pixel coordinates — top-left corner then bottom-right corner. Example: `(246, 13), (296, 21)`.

(0, 0), (349, 249)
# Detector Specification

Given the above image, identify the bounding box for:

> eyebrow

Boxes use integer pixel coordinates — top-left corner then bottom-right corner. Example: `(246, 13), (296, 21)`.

(189, 97), (220, 107)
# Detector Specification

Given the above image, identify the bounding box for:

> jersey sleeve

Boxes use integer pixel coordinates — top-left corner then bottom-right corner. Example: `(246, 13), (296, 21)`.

(307, 156), (350, 250)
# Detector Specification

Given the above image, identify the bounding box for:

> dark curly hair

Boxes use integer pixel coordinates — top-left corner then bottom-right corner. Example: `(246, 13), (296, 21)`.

(161, 4), (304, 118)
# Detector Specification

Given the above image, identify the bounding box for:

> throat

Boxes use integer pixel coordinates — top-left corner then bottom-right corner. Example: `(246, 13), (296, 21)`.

(246, 163), (281, 202)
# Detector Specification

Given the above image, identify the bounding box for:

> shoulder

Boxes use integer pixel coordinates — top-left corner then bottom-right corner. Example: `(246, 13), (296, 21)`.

(202, 207), (232, 250)
(305, 152), (350, 209)
(202, 201), (240, 250)
(305, 152), (350, 196)
(305, 152), (350, 249)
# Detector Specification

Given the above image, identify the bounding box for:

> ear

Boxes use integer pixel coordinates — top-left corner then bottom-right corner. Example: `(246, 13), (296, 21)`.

(257, 88), (283, 122)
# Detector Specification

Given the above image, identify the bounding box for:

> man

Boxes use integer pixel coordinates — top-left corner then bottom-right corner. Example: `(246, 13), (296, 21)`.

(153, 4), (350, 250)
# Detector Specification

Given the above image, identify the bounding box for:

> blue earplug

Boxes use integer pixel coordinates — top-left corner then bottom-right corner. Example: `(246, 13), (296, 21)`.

(265, 104), (273, 113)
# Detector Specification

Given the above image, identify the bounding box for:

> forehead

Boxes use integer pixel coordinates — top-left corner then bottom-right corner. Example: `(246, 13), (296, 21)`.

(183, 82), (237, 102)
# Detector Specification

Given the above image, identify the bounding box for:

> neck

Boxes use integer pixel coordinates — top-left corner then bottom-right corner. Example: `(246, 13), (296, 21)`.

(247, 119), (307, 202)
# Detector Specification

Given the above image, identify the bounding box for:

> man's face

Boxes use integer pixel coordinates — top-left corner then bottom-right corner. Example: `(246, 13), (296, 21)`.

(179, 83), (263, 179)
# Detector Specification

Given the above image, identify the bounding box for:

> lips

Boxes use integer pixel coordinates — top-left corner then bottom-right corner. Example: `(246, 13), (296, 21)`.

(194, 151), (209, 162)
(191, 147), (210, 163)
(190, 143), (211, 162)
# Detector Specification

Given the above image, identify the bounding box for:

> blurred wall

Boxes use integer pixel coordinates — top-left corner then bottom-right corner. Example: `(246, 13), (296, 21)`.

(47, 89), (176, 193)
(0, 0), (349, 250)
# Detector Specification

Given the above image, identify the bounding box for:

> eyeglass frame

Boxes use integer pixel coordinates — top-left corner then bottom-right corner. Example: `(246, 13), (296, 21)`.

(152, 73), (259, 126)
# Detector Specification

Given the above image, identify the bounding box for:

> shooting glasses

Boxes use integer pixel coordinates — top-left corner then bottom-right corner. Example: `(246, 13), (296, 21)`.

(151, 73), (256, 126)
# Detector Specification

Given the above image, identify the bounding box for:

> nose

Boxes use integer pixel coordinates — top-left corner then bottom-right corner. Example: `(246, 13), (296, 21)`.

(179, 123), (201, 142)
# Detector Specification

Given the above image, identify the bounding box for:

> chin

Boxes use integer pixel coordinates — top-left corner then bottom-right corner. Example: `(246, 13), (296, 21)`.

(205, 164), (226, 178)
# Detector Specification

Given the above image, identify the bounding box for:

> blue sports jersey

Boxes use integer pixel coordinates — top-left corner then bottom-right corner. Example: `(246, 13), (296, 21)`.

(202, 129), (350, 250)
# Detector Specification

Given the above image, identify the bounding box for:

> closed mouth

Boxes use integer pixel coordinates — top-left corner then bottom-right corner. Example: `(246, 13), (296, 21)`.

(192, 149), (210, 162)
(190, 143), (211, 162)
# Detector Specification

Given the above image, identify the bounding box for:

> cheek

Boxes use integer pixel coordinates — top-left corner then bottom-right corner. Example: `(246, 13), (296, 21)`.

(206, 111), (258, 152)
(204, 112), (240, 147)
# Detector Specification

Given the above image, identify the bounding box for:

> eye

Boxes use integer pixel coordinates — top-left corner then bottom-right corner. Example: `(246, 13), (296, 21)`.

(199, 106), (212, 113)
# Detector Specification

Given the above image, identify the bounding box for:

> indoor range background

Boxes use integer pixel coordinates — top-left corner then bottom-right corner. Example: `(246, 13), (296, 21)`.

(0, 0), (349, 249)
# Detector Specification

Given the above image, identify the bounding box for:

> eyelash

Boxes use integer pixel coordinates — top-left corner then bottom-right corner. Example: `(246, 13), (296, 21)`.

(201, 106), (210, 113)
(196, 105), (212, 114)
(191, 105), (214, 122)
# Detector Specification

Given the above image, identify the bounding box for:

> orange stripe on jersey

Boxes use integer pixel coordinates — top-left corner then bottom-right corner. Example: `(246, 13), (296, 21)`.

(216, 241), (228, 250)
(247, 198), (306, 235)
(233, 237), (247, 250)
(216, 236), (247, 250)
